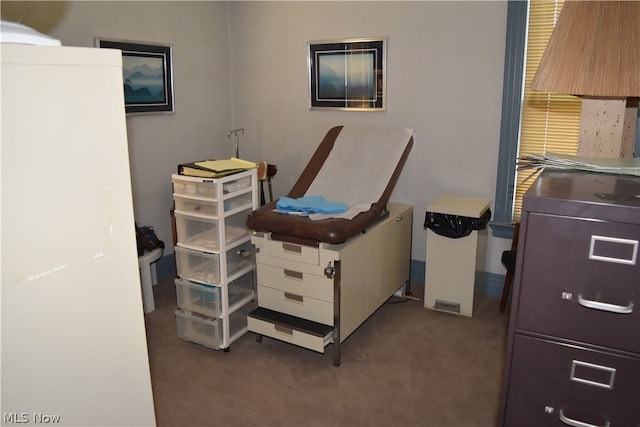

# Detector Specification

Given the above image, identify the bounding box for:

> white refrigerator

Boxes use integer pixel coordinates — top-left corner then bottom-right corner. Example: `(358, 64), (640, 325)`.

(1, 43), (156, 426)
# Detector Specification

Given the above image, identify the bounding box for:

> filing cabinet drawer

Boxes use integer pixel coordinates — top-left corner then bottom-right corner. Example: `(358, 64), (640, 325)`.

(257, 285), (333, 325)
(504, 334), (640, 427)
(256, 263), (333, 302)
(517, 213), (640, 353)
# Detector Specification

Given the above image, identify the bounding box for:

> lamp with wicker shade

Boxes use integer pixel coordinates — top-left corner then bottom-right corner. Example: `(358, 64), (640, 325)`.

(531, 0), (640, 158)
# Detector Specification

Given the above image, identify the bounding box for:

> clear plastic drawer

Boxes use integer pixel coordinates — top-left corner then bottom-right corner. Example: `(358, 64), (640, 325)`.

(175, 274), (254, 317)
(222, 175), (251, 194)
(174, 209), (251, 252)
(172, 176), (218, 199)
(172, 173), (252, 201)
(174, 194), (219, 217)
(175, 241), (254, 285)
(175, 302), (254, 350)
(174, 192), (253, 217)
(175, 309), (222, 349)
(175, 246), (220, 284)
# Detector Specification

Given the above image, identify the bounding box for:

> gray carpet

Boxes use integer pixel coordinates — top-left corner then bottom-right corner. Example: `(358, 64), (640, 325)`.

(144, 278), (508, 427)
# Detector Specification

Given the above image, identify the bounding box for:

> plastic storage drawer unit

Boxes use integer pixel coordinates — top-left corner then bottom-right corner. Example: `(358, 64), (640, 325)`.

(171, 169), (258, 351)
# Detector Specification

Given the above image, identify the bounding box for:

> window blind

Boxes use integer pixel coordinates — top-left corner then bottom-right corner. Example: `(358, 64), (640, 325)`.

(514, 0), (582, 220)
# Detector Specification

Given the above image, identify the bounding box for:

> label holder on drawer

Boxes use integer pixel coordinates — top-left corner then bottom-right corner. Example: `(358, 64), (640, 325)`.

(589, 235), (638, 265)
(570, 360), (616, 390)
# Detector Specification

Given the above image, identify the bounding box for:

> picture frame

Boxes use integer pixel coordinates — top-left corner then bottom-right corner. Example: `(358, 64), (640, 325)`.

(308, 37), (386, 111)
(96, 38), (174, 114)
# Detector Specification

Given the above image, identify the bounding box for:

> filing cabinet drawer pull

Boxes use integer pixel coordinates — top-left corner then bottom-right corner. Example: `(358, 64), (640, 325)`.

(559, 408), (610, 427)
(282, 243), (302, 254)
(578, 294), (634, 314)
(569, 360), (616, 389)
(284, 269), (303, 280)
(284, 292), (304, 303)
(589, 235), (638, 265)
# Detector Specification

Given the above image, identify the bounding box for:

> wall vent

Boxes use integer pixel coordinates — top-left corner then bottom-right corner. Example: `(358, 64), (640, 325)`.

(434, 299), (461, 314)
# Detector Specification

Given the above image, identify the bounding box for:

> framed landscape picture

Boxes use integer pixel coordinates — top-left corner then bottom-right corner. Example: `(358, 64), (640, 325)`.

(96, 38), (174, 114)
(308, 37), (386, 111)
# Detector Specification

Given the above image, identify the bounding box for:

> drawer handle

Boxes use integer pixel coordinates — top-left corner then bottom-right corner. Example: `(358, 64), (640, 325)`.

(236, 248), (251, 258)
(284, 292), (303, 303)
(282, 243), (302, 254)
(577, 294), (634, 314)
(559, 408), (610, 427)
(284, 269), (303, 280)
(274, 324), (293, 336)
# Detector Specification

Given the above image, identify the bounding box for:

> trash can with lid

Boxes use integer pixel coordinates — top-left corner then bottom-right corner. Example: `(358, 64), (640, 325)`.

(424, 195), (491, 317)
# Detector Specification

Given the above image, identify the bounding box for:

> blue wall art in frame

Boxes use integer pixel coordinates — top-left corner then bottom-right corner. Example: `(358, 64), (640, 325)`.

(96, 38), (174, 114)
(308, 37), (386, 111)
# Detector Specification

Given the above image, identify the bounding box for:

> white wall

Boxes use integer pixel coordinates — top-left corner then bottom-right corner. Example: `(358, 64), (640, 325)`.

(227, 1), (511, 273)
(3, 1), (512, 275)
(12, 1), (235, 251)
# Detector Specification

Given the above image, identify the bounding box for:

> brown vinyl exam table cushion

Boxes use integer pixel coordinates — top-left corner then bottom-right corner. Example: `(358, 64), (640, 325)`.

(246, 125), (414, 245)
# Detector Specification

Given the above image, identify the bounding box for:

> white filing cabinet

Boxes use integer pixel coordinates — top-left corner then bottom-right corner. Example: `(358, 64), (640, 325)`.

(424, 195), (490, 317)
(2, 43), (156, 426)
(171, 169), (258, 350)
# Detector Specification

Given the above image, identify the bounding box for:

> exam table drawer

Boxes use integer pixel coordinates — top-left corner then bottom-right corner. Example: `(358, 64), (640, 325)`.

(252, 234), (320, 266)
(257, 285), (333, 325)
(256, 264), (333, 302)
(247, 311), (332, 354)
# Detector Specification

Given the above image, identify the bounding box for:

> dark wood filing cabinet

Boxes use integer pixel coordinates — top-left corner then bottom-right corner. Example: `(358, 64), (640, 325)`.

(499, 170), (640, 427)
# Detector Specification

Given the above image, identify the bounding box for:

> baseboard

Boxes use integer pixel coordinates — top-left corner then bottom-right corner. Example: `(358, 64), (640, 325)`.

(410, 259), (425, 284)
(156, 253), (176, 281)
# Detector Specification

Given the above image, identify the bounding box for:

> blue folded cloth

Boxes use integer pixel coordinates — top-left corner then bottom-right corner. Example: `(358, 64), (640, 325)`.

(276, 195), (348, 214)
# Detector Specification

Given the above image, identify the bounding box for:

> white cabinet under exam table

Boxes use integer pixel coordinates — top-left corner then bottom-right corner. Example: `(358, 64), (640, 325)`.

(248, 203), (413, 366)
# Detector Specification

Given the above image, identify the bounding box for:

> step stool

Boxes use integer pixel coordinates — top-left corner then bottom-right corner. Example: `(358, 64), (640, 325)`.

(138, 247), (163, 313)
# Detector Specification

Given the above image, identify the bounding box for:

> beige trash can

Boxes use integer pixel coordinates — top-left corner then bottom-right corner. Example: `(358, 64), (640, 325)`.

(424, 195), (491, 317)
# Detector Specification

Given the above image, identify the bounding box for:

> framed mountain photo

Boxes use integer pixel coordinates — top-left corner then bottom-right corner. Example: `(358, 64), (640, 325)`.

(96, 38), (174, 114)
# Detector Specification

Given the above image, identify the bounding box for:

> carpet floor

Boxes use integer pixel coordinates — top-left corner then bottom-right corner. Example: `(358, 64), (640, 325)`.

(144, 278), (509, 427)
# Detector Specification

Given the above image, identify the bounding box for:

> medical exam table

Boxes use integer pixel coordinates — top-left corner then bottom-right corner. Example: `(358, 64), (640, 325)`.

(247, 125), (414, 366)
